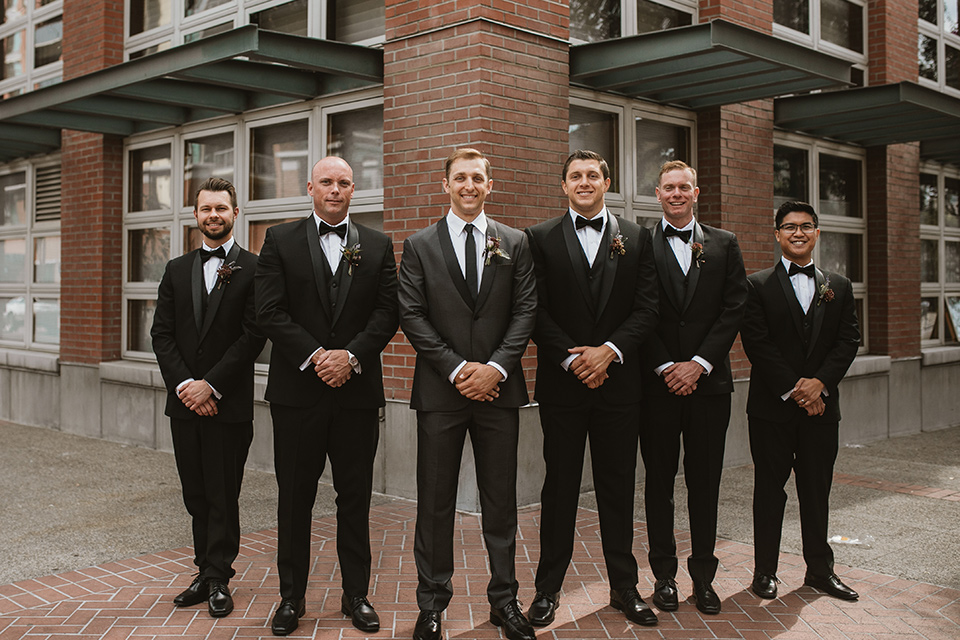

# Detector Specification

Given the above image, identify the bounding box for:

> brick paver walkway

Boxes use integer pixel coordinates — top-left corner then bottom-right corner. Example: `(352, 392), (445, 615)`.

(1, 500), (958, 639)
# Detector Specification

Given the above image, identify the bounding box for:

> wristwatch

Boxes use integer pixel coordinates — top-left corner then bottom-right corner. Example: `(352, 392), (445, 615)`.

(348, 353), (359, 370)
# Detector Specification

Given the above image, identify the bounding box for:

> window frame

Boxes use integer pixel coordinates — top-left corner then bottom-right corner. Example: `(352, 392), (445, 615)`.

(920, 161), (960, 346)
(918, 0), (960, 97)
(0, 0), (63, 97)
(772, 0), (868, 80)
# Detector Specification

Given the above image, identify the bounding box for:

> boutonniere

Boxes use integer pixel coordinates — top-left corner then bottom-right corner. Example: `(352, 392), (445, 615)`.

(609, 233), (626, 259)
(215, 261), (241, 289)
(817, 276), (835, 306)
(483, 236), (510, 265)
(341, 243), (362, 276)
(690, 242), (705, 269)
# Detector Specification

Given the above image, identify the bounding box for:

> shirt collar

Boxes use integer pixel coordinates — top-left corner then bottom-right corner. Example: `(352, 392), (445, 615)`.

(446, 209), (487, 236)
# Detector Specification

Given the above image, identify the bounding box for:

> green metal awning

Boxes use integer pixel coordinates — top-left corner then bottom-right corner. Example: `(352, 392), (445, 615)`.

(775, 81), (960, 165)
(0, 25), (383, 163)
(570, 19), (852, 110)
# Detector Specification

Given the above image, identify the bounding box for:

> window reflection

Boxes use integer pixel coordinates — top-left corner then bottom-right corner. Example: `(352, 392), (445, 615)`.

(775, 0), (810, 34)
(128, 228), (170, 282)
(1, 172), (26, 226)
(569, 106), (619, 192)
(0, 295), (25, 341)
(184, 133), (235, 207)
(922, 238), (939, 282)
(33, 235), (59, 283)
(570, 0), (621, 42)
(774, 145), (809, 210)
(637, 0), (691, 35)
(821, 0), (862, 52)
(0, 238), (25, 282)
(328, 106), (383, 192)
(127, 299), (156, 352)
(819, 153), (861, 217)
(920, 173), (939, 226)
(251, 0), (307, 35)
(32, 296), (57, 344)
(635, 117), (689, 197)
(129, 145), (173, 212)
(250, 120), (309, 200)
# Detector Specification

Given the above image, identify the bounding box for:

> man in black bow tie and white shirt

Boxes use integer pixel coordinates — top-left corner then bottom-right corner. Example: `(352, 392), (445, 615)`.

(255, 156), (399, 635)
(741, 200), (860, 602)
(152, 177), (265, 619)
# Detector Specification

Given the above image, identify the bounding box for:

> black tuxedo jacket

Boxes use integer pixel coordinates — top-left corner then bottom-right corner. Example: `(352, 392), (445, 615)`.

(151, 243), (265, 423)
(525, 212), (659, 406)
(741, 262), (860, 424)
(398, 216), (537, 412)
(254, 216), (399, 409)
(640, 222), (747, 396)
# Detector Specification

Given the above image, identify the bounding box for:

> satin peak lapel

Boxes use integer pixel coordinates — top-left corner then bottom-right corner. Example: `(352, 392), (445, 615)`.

(596, 214), (620, 314)
(198, 242), (241, 342)
(305, 217), (333, 320)
(808, 267), (828, 356)
(775, 262), (806, 340)
(652, 224), (681, 311)
(681, 222), (703, 312)
(437, 217), (475, 309)
(560, 214), (595, 314)
(191, 251), (204, 334)
(330, 222), (359, 328)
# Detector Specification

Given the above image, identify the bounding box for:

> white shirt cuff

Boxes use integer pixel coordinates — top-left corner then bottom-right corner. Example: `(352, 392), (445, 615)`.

(487, 361), (508, 381)
(604, 341), (623, 364)
(176, 378), (194, 392)
(206, 380), (222, 400)
(654, 362), (674, 376)
(692, 356), (713, 375)
(560, 353), (578, 371)
(449, 360), (467, 384)
(300, 347), (323, 371)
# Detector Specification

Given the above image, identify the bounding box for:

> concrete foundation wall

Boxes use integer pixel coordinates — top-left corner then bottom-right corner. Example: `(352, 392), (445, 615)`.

(3, 349), (959, 511)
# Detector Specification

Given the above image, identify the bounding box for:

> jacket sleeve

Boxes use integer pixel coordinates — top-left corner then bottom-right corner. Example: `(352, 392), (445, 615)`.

(344, 235), (400, 369)
(150, 261), (192, 393)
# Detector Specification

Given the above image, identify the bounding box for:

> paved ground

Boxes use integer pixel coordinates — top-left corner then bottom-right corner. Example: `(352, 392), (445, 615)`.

(1, 419), (959, 639)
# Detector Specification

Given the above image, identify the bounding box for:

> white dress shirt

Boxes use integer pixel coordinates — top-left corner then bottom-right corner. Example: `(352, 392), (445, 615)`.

(779, 256), (823, 401)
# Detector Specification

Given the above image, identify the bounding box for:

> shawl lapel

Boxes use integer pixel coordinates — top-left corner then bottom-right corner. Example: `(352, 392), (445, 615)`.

(191, 251), (204, 335)
(808, 267), (828, 357)
(596, 213), (620, 315)
(652, 223), (682, 312)
(560, 213), (596, 314)
(680, 221), (704, 312)
(775, 261), (806, 340)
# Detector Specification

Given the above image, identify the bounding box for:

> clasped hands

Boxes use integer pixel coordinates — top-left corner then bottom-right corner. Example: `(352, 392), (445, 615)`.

(312, 348), (353, 388)
(790, 377), (826, 416)
(568, 344), (616, 389)
(456, 362), (501, 401)
(178, 380), (218, 417)
(661, 360), (704, 396)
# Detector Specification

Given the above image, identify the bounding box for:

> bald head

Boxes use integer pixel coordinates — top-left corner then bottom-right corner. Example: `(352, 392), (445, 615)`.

(308, 156), (355, 224)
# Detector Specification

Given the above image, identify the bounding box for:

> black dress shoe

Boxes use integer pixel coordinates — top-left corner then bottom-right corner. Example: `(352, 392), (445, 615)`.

(751, 574), (779, 599)
(413, 609), (442, 640)
(271, 598), (306, 636)
(341, 593), (380, 632)
(207, 580), (233, 617)
(651, 578), (678, 611)
(804, 573), (859, 601)
(173, 575), (208, 607)
(490, 600), (536, 640)
(609, 587), (658, 626)
(527, 591), (559, 626)
(691, 581), (721, 614)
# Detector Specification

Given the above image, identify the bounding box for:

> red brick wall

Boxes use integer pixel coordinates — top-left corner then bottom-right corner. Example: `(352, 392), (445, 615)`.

(382, 1), (570, 400)
(700, 0), (773, 31)
(867, 0), (919, 86)
(59, 0), (125, 364)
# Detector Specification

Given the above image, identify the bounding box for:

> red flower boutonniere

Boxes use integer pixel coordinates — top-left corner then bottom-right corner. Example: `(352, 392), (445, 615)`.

(215, 261), (242, 289)
(341, 243), (362, 276)
(690, 242), (705, 269)
(609, 233), (626, 259)
(484, 236), (511, 265)
(818, 276), (835, 306)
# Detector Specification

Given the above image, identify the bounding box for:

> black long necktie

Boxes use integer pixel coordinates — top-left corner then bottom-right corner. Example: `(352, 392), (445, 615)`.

(788, 262), (815, 278)
(663, 225), (691, 243)
(464, 223), (478, 302)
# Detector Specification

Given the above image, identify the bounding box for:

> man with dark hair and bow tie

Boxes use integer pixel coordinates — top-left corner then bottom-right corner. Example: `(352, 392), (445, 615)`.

(255, 156), (399, 635)
(525, 149), (659, 628)
(639, 160), (747, 615)
(152, 177), (265, 619)
(741, 200), (860, 602)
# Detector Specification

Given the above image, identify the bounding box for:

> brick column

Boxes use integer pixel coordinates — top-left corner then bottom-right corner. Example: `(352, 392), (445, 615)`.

(381, 0), (570, 401)
(59, 0), (124, 365)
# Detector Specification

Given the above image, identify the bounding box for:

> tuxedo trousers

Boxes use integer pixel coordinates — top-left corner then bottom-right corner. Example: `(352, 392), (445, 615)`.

(271, 401), (379, 600)
(414, 403), (520, 611)
(170, 416), (253, 582)
(535, 401), (641, 593)
(640, 392), (730, 584)
(748, 415), (838, 577)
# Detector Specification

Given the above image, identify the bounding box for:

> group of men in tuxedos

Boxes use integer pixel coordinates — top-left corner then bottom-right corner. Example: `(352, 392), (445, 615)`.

(151, 148), (861, 640)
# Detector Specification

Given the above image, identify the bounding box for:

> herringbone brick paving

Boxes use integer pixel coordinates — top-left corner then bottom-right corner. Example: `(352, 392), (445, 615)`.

(1, 500), (958, 639)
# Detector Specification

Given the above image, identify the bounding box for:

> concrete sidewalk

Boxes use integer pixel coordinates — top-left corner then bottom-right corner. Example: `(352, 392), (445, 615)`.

(1, 419), (959, 639)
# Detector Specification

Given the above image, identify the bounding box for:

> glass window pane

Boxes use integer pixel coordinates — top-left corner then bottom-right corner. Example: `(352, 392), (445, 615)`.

(184, 0), (230, 18)
(920, 0), (938, 24)
(947, 0), (959, 35)
(184, 21), (232, 43)
(921, 296), (939, 340)
(0, 295), (25, 341)
(947, 44), (960, 91)
(569, 106), (619, 192)
(250, 120), (309, 200)
(3, 0), (27, 23)
(1, 172), (26, 226)
(920, 34), (938, 81)
(774, 145), (809, 209)
(328, 0), (384, 43)
(635, 117), (689, 197)
(183, 224), (203, 254)
(818, 231), (862, 282)
(819, 153), (861, 217)
(821, 0), (862, 52)
(183, 133), (235, 207)
(33, 235), (58, 283)
(248, 217), (300, 255)
(128, 228), (170, 282)
(129, 145), (172, 212)
(328, 106), (383, 192)
(570, 0), (621, 42)
(32, 296), (57, 344)
(128, 41), (171, 59)
(127, 299), (156, 352)
(920, 173), (939, 225)
(637, 0), (692, 35)
(0, 238), (25, 282)
(946, 296), (960, 342)
(129, 0), (171, 36)
(2, 28), (24, 81)
(946, 241), (960, 283)
(946, 177), (959, 227)
(251, 0), (307, 35)
(922, 238), (939, 282)
(34, 15), (61, 67)
(775, 0), (810, 34)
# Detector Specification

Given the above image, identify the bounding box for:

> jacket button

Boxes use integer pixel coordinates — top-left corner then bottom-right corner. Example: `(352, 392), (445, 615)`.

(332, 282), (338, 288)
(679, 321), (685, 327)
(330, 331), (336, 338)
(197, 348), (203, 356)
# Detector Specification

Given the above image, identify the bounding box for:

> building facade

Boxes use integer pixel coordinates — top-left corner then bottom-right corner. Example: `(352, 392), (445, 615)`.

(1, 0), (958, 509)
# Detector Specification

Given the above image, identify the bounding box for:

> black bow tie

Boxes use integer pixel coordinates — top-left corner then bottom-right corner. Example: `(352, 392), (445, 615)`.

(318, 221), (347, 239)
(575, 215), (603, 232)
(200, 246), (226, 263)
(663, 225), (691, 243)
(788, 262), (816, 278)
